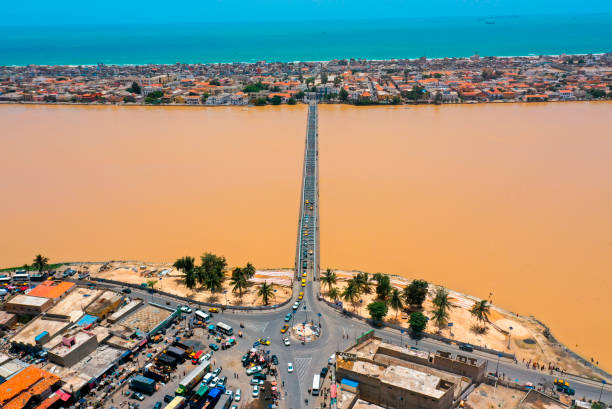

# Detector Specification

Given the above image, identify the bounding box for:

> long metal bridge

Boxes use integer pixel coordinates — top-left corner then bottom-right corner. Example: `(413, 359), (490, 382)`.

(295, 102), (320, 282)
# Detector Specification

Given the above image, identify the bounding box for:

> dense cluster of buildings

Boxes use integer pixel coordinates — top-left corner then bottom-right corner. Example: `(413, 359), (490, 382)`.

(0, 269), (181, 409)
(0, 53), (610, 106)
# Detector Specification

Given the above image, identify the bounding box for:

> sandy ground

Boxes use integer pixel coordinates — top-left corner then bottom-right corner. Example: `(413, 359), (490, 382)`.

(323, 270), (606, 379)
(464, 383), (526, 409)
(80, 261), (292, 307)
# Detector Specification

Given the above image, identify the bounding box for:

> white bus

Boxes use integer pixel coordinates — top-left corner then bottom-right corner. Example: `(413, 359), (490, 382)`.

(194, 310), (211, 323)
(12, 270), (29, 282)
(216, 322), (233, 336)
(312, 374), (321, 396)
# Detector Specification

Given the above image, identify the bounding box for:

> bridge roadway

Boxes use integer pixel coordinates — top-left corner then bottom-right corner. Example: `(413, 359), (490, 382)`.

(79, 104), (612, 407)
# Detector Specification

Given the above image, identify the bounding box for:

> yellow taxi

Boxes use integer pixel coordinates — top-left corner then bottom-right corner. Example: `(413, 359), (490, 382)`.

(258, 338), (271, 345)
(298, 292), (304, 300)
(280, 324), (289, 333)
(208, 307), (219, 313)
(302, 272), (307, 277)
(301, 279), (306, 287)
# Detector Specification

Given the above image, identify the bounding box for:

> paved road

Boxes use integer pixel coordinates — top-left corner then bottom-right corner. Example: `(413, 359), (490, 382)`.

(77, 103), (612, 407)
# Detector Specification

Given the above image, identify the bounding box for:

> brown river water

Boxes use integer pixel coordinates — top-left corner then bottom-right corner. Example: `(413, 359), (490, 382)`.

(0, 102), (611, 370)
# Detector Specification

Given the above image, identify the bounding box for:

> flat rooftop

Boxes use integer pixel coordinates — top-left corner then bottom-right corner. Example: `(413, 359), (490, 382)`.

(47, 288), (101, 322)
(382, 365), (447, 399)
(118, 304), (171, 333)
(28, 281), (75, 299)
(348, 337), (430, 361)
(49, 331), (96, 357)
(352, 399), (385, 409)
(7, 294), (49, 307)
(85, 290), (122, 315)
(11, 317), (69, 346)
(71, 345), (123, 378)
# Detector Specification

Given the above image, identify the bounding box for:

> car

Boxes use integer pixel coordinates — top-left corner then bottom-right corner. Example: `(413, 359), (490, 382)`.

(271, 355), (279, 365)
(287, 362), (294, 372)
(208, 307), (219, 313)
(203, 352), (212, 361)
(257, 338), (270, 345)
(554, 379), (569, 387)
(328, 354), (336, 365)
(179, 305), (192, 313)
(252, 385), (259, 397)
(210, 377), (219, 388)
(121, 288), (132, 294)
(153, 403), (163, 409)
(131, 392), (145, 401)
(298, 293), (303, 300)
(246, 365), (262, 375)
(283, 337), (291, 346)
(292, 301), (300, 310)
(213, 367), (222, 376)
(218, 376), (227, 386)
(320, 367), (329, 377)
(302, 272), (307, 278)
(301, 279), (306, 287)
(235, 388), (241, 402)
(280, 324), (289, 333)
(164, 394), (174, 403)
(231, 406), (238, 409)
(284, 313), (292, 322)
(459, 343), (474, 352)
(209, 343), (219, 351)
(250, 377), (263, 385)
(225, 389), (233, 399)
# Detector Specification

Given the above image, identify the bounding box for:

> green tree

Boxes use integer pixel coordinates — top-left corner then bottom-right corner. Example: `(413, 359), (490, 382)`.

(389, 288), (404, 319)
(271, 86), (281, 92)
(367, 301), (388, 322)
(173, 256), (195, 274)
(199, 253), (227, 293)
(403, 279), (429, 309)
(257, 281), (274, 305)
(127, 81), (141, 94)
(374, 273), (392, 300)
(146, 280), (158, 290)
(184, 269), (197, 290)
(209, 79), (221, 86)
(431, 306), (449, 330)
(295, 91), (305, 100)
(253, 97), (267, 106)
(230, 267), (248, 297)
(432, 288), (452, 313)
(339, 88), (349, 101)
(32, 254), (49, 273)
(409, 311), (428, 333)
(470, 300), (491, 330)
(402, 85), (426, 101)
(341, 280), (360, 309)
(588, 88), (606, 98)
(270, 95), (282, 105)
(320, 72), (328, 84)
(328, 286), (340, 302)
(320, 268), (337, 294)
(287, 97), (297, 105)
(333, 76), (342, 87)
(200, 92), (209, 103)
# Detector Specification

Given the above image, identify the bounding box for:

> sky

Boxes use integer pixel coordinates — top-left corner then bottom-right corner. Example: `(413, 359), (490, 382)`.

(2, 0), (611, 26)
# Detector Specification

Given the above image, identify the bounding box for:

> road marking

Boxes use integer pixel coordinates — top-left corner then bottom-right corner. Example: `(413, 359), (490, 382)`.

(294, 357), (312, 386)
(249, 322), (268, 334)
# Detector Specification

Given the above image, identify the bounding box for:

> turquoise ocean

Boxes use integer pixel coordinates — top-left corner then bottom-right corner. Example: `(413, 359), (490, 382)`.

(0, 14), (611, 65)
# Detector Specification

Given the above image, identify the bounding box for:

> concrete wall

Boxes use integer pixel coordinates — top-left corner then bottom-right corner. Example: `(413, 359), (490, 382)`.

(432, 354), (486, 382)
(49, 334), (99, 367)
(378, 345), (431, 367)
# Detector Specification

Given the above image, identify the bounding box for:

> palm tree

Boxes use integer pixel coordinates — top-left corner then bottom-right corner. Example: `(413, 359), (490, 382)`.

(342, 280), (359, 310)
(257, 281), (274, 305)
(470, 300), (491, 330)
(431, 306), (449, 330)
(173, 256), (195, 274)
(243, 262), (256, 280)
(389, 288), (403, 319)
(202, 269), (224, 294)
(320, 269), (337, 293)
(355, 272), (372, 295)
(432, 288), (452, 311)
(32, 254), (49, 273)
(328, 286), (340, 302)
(184, 269), (197, 290)
(230, 267), (248, 297)
(146, 280), (157, 290)
(374, 274), (392, 300)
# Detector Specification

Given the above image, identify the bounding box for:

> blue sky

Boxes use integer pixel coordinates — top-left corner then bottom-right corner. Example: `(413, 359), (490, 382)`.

(2, 0), (611, 26)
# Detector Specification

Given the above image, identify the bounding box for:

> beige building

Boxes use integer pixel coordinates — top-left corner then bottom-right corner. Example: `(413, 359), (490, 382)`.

(4, 295), (52, 315)
(48, 331), (99, 367)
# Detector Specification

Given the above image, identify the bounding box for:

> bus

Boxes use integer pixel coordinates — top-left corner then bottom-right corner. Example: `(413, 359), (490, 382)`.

(216, 322), (233, 336)
(312, 374), (321, 396)
(194, 310), (211, 323)
(164, 396), (186, 409)
(12, 270), (29, 282)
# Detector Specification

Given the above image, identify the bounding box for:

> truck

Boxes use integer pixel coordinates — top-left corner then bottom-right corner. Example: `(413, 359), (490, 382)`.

(156, 353), (178, 367)
(202, 388), (222, 409)
(130, 375), (156, 395)
(188, 384), (209, 408)
(556, 384), (575, 396)
(166, 346), (187, 361)
(144, 363), (169, 382)
(176, 359), (211, 396)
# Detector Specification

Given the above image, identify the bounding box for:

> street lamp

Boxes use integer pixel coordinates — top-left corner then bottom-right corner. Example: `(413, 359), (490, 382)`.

(507, 326), (513, 349)
(599, 380), (607, 402)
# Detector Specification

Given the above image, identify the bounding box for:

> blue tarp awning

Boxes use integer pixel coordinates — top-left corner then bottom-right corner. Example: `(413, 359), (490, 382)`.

(76, 314), (97, 327)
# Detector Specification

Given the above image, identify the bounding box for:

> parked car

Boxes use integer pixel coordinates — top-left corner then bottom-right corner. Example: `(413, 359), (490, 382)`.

(163, 394), (174, 403)
(235, 388), (241, 402)
(153, 403), (162, 409)
(246, 365), (262, 375)
(288, 363), (294, 373)
(179, 305), (192, 313)
(328, 354), (336, 365)
(283, 337), (291, 346)
(213, 368), (222, 376)
(252, 385), (259, 397)
(131, 392), (145, 401)
(209, 343), (219, 351)
(459, 343), (474, 352)
(321, 367), (329, 378)
(219, 376), (227, 386)
(122, 288), (132, 294)
(271, 355), (279, 365)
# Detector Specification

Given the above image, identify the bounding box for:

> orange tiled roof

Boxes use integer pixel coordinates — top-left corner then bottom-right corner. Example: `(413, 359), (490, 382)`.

(28, 281), (74, 299)
(0, 366), (59, 406)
